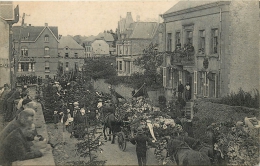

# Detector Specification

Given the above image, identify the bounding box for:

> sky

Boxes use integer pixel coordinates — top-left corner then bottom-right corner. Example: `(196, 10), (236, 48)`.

(12, 1), (179, 37)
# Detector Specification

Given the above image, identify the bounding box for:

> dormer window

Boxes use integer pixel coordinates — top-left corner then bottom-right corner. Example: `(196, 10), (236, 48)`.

(44, 35), (49, 42)
(65, 47), (69, 50)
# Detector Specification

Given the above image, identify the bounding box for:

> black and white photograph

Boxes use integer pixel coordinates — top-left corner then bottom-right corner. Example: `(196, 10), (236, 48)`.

(0, 0), (259, 165)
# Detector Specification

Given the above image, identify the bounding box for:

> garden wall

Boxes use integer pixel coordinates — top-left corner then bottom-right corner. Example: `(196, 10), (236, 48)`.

(193, 99), (259, 122)
(192, 99), (260, 140)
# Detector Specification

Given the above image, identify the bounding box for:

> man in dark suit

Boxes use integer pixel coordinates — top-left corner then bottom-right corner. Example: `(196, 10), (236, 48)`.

(0, 108), (35, 143)
(130, 128), (151, 166)
(0, 123), (42, 165)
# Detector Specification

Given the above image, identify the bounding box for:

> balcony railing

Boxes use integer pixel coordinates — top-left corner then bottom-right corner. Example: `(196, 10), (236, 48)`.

(166, 50), (195, 66)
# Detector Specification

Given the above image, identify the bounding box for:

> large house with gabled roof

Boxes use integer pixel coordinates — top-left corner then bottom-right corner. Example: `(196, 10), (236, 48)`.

(161, 0), (259, 101)
(116, 12), (163, 76)
(58, 35), (85, 73)
(12, 23), (59, 79)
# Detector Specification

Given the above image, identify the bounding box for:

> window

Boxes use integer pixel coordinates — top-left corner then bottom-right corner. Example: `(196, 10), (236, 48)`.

(212, 29), (218, 54)
(186, 31), (193, 45)
(178, 70), (182, 83)
(21, 47), (28, 56)
(45, 75), (49, 79)
(119, 61), (122, 70)
(65, 53), (69, 58)
(21, 62), (29, 71)
(65, 62), (69, 68)
(194, 71), (197, 95)
(65, 47), (68, 50)
(44, 47), (49, 55)
(75, 62), (78, 71)
(202, 72), (209, 97)
(44, 35), (49, 42)
(163, 67), (166, 87)
(116, 61), (118, 70)
(175, 32), (181, 47)
(199, 30), (205, 54)
(74, 53), (78, 58)
(167, 33), (172, 51)
(45, 61), (50, 70)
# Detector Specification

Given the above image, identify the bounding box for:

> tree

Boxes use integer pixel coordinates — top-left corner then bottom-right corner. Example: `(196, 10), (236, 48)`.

(134, 43), (163, 89)
(83, 58), (117, 81)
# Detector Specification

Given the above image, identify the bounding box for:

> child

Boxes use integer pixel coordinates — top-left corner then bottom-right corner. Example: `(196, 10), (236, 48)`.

(53, 111), (59, 129)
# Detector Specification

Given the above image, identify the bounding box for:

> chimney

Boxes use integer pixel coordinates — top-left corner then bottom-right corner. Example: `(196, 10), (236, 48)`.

(23, 23), (27, 28)
(45, 23), (48, 27)
(29, 24), (31, 26)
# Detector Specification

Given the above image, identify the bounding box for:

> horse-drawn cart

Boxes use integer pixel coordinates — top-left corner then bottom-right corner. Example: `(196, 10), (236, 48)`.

(117, 121), (132, 151)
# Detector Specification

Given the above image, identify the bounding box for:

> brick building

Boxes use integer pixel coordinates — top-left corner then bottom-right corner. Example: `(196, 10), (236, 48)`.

(116, 12), (162, 76)
(13, 23), (59, 79)
(58, 35), (85, 73)
(161, 0), (259, 100)
(0, 2), (19, 87)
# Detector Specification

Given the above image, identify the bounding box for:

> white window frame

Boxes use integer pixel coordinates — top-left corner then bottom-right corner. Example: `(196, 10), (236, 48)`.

(203, 72), (209, 97)
(163, 67), (166, 87)
(44, 47), (50, 55)
(178, 70), (182, 83)
(212, 29), (218, 54)
(21, 47), (28, 56)
(45, 61), (50, 70)
(44, 35), (49, 42)
(194, 71), (197, 95)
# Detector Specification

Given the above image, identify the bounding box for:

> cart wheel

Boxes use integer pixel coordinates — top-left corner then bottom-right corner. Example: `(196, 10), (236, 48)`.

(118, 132), (126, 151)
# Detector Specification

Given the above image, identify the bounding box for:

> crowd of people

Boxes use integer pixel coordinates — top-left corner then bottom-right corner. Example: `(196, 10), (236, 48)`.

(0, 84), (46, 165)
(16, 75), (43, 86)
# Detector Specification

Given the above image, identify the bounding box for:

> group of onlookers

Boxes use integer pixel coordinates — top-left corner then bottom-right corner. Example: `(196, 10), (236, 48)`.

(16, 75), (43, 86)
(0, 84), (45, 165)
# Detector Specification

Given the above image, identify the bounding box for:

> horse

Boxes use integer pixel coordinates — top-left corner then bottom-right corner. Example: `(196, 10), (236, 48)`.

(167, 138), (211, 166)
(103, 113), (122, 144)
(175, 136), (214, 163)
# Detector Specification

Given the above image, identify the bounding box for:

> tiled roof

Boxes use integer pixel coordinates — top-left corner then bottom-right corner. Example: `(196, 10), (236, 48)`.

(164, 0), (220, 15)
(59, 36), (84, 49)
(12, 25), (58, 42)
(96, 32), (114, 42)
(129, 22), (159, 39)
(0, 2), (13, 20)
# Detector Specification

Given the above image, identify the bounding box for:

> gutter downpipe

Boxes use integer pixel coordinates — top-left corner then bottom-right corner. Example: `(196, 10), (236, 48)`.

(218, 6), (222, 98)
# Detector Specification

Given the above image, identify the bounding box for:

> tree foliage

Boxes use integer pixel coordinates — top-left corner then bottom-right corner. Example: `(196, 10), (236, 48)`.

(133, 43), (164, 89)
(83, 58), (117, 80)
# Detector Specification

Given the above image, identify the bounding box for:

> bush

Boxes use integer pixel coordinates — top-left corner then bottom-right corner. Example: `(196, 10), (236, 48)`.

(220, 88), (259, 108)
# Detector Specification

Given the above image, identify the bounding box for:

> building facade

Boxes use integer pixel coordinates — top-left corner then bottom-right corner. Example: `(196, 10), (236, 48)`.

(116, 12), (161, 76)
(13, 23), (59, 79)
(0, 2), (19, 87)
(161, 0), (259, 100)
(58, 35), (85, 72)
(82, 32), (115, 58)
(91, 39), (110, 57)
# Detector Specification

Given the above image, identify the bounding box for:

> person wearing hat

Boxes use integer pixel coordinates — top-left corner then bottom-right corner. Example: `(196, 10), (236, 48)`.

(130, 127), (152, 166)
(13, 98), (35, 120)
(17, 92), (28, 110)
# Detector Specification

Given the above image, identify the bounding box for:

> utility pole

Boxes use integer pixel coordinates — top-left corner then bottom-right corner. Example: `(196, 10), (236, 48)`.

(13, 13), (25, 87)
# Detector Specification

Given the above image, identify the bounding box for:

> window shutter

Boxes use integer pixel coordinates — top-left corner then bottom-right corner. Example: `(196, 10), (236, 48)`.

(194, 71), (197, 94)
(163, 67), (166, 87)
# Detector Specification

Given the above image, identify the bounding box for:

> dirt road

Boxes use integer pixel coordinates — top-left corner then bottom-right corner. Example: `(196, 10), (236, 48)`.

(98, 135), (159, 165)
